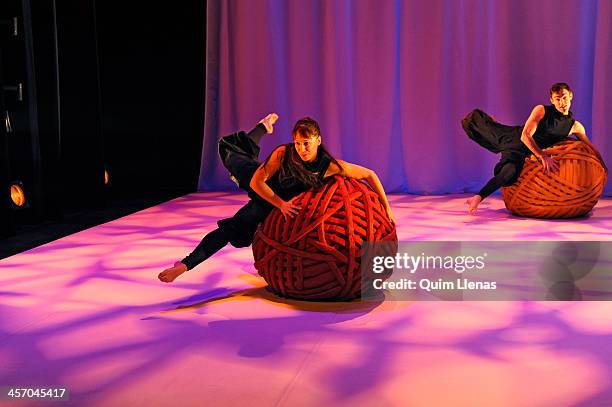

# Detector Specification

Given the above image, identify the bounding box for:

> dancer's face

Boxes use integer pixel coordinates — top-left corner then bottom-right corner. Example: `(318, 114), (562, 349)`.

(293, 132), (321, 162)
(550, 89), (573, 115)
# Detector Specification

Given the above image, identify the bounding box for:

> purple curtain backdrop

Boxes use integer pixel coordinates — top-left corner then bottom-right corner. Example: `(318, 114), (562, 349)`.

(199, 0), (611, 195)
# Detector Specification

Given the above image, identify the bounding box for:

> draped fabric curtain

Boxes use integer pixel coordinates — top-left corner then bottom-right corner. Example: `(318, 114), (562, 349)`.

(199, 0), (611, 195)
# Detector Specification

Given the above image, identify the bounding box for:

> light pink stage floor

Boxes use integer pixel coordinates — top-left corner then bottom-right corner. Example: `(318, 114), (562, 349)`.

(1, 193), (611, 407)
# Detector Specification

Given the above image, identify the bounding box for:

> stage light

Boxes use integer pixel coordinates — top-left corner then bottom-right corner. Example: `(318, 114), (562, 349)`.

(104, 168), (110, 186)
(9, 182), (26, 208)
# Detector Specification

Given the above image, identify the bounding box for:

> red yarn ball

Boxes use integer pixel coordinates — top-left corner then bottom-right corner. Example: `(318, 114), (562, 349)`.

(252, 176), (397, 300)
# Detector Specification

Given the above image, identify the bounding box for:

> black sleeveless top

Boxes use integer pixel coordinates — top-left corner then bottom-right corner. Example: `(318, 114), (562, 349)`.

(265, 144), (332, 201)
(530, 105), (575, 150)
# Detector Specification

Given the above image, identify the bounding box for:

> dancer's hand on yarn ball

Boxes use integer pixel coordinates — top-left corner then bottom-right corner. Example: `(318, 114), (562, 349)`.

(540, 154), (559, 174)
(279, 197), (301, 220)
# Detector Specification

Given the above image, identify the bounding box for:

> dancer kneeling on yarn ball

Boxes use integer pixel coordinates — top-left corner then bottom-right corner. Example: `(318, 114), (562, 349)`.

(462, 82), (597, 215)
(159, 115), (395, 283)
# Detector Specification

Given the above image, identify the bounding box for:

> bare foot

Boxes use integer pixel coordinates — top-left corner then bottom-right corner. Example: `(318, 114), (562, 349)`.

(259, 113), (279, 133)
(465, 195), (482, 215)
(158, 261), (188, 283)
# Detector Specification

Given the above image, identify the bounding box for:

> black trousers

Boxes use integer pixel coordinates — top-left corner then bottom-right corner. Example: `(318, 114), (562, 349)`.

(181, 124), (272, 270)
(462, 109), (528, 199)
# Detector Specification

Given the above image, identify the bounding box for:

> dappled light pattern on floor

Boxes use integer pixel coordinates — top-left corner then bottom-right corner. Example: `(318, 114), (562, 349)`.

(1, 192), (611, 406)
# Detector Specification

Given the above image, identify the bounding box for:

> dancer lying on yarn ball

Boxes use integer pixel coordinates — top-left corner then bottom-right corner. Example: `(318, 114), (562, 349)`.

(159, 115), (394, 283)
(462, 82), (595, 215)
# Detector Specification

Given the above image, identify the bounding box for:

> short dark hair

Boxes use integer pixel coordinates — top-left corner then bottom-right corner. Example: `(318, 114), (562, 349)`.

(292, 117), (321, 139)
(550, 82), (572, 97)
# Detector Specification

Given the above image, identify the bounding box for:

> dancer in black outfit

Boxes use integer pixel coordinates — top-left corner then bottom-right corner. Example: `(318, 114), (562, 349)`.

(159, 114), (394, 283)
(462, 83), (593, 215)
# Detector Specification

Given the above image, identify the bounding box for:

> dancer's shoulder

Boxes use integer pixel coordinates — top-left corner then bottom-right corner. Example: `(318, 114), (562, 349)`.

(270, 144), (288, 160)
(531, 104), (546, 115)
(570, 120), (585, 135)
(527, 105), (546, 121)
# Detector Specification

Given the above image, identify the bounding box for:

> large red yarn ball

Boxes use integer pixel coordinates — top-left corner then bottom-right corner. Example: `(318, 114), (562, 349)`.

(252, 176), (397, 300)
(502, 140), (607, 218)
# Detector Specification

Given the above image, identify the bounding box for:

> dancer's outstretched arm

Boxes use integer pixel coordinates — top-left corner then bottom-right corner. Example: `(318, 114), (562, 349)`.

(520, 105), (559, 174)
(327, 161), (395, 224)
(250, 146), (301, 219)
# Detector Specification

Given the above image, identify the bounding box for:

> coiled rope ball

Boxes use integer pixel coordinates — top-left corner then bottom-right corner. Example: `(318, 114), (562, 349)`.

(502, 140), (607, 218)
(252, 176), (397, 300)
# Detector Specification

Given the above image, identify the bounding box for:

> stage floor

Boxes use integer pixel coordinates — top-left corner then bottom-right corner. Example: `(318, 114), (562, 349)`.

(1, 192), (611, 406)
